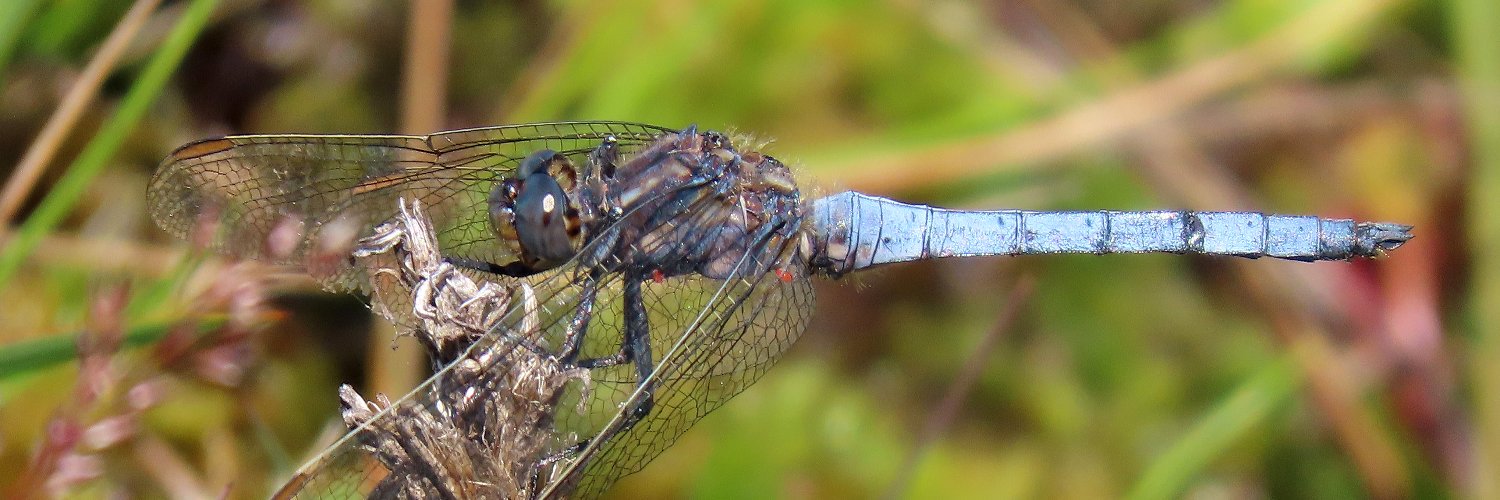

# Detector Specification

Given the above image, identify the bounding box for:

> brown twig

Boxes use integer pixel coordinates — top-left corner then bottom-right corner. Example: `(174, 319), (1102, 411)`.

(492, 1), (592, 122)
(28, 231), (183, 276)
(399, 0), (453, 135)
(836, 0), (1402, 196)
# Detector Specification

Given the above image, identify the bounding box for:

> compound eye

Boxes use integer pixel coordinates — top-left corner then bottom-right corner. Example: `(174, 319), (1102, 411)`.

(488, 179), (522, 242)
(512, 171), (578, 265)
(518, 149), (558, 178)
(549, 160), (577, 191)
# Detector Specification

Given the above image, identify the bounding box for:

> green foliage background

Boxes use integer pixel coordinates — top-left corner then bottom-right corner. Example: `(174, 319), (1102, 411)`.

(0, 0), (1486, 498)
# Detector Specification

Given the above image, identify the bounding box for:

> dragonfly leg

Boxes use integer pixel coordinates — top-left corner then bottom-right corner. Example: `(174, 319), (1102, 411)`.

(620, 275), (656, 425)
(535, 274), (656, 480)
(572, 274), (656, 422)
(445, 255), (540, 277)
(558, 270), (603, 364)
(574, 352), (629, 369)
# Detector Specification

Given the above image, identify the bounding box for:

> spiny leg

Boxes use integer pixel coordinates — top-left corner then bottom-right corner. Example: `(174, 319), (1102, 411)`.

(621, 274), (656, 425)
(545, 272), (656, 465)
(557, 269), (603, 365)
(573, 273), (656, 424)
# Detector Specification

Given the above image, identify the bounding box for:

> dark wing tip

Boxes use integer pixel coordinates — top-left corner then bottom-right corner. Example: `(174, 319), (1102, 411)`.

(167, 137), (235, 161)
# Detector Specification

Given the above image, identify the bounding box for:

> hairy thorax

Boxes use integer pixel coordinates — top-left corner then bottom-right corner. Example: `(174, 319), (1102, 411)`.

(488, 127), (812, 282)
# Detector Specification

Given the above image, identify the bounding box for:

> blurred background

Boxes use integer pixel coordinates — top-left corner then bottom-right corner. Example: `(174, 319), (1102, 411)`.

(0, 0), (1483, 498)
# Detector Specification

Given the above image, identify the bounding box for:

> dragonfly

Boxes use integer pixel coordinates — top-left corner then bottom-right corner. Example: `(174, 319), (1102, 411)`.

(146, 121), (1413, 498)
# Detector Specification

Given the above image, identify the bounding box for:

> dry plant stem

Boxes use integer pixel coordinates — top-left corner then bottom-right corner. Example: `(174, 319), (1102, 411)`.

(323, 200), (586, 498)
(883, 276), (1035, 500)
(0, 0), (163, 223)
(31, 232), (182, 276)
(400, 0), (453, 135)
(849, 0), (1401, 194)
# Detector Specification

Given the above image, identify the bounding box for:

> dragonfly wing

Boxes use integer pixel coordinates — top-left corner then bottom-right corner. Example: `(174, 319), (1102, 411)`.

(262, 124), (814, 498)
(531, 190), (816, 496)
(147, 121), (674, 292)
(554, 270), (816, 498)
(269, 225), (816, 499)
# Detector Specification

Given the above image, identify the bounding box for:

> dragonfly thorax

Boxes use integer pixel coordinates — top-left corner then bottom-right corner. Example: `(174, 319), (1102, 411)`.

(603, 129), (809, 281)
(484, 128), (812, 281)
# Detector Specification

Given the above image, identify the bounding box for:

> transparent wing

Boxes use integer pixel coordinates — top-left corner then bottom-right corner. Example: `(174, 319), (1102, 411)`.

(147, 121), (674, 291)
(272, 180), (815, 499)
(557, 263), (815, 498)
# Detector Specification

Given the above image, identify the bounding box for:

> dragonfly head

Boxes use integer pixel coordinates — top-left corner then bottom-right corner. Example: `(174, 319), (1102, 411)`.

(489, 149), (585, 271)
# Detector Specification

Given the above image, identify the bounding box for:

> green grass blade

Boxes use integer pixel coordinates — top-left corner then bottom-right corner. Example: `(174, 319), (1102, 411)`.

(1126, 357), (1300, 500)
(0, 316), (226, 381)
(0, 0), (220, 284)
